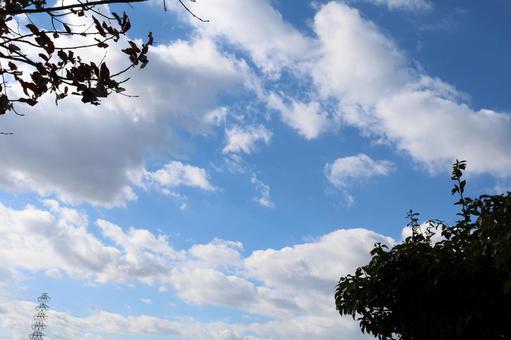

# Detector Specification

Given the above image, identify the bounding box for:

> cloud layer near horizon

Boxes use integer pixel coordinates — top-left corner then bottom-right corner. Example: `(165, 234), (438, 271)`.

(0, 200), (391, 339)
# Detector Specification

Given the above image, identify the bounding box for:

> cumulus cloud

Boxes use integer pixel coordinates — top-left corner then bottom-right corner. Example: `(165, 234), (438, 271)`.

(2, 2), (509, 337)
(9, 0), (499, 195)
(267, 94), (334, 139)
(188, 238), (243, 269)
(223, 125), (272, 154)
(146, 161), (215, 191)
(312, 4), (410, 108)
(167, 0), (343, 142)
(401, 221), (445, 244)
(171, 267), (258, 308)
(173, 0), (313, 75)
(374, 85), (511, 175)
(0, 201), (391, 339)
(0, 200), (187, 285)
(167, 0), (511, 178)
(311, 3), (511, 177)
(244, 228), (394, 319)
(325, 154), (394, 188)
(0, 35), (246, 207)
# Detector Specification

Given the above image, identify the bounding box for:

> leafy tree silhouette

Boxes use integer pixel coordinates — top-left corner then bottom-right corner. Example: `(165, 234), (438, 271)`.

(0, 0), (205, 117)
(335, 160), (511, 339)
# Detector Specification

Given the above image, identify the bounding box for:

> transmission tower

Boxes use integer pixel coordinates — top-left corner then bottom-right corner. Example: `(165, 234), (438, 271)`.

(29, 293), (50, 340)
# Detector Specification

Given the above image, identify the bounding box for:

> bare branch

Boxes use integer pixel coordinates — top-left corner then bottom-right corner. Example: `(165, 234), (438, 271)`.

(177, 0), (209, 22)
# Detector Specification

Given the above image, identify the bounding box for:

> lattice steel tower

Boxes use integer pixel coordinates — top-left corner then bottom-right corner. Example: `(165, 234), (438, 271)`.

(29, 293), (50, 340)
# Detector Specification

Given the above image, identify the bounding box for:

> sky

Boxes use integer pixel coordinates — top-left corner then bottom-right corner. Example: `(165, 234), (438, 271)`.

(0, 0), (510, 339)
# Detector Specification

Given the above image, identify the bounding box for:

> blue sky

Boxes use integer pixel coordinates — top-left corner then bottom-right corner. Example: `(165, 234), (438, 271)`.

(0, 0), (510, 339)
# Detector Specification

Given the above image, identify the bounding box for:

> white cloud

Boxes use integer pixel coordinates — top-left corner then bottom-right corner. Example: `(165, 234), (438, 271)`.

(159, 0), (511, 178)
(204, 107), (228, 127)
(401, 221), (444, 244)
(2, 2), (509, 337)
(146, 161), (215, 191)
(170, 1), (336, 140)
(0, 35), (246, 207)
(189, 238), (243, 269)
(0, 201), (120, 283)
(0, 299), (190, 339)
(241, 228), (394, 323)
(171, 267), (258, 308)
(312, 3), (410, 108)
(246, 228), (393, 293)
(173, 0), (313, 75)
(250, 174), (274, 208)
(267, 94), (334, 140)
(167, 0), (342, 143)
(0, 200), (189, 286)
(325, 154), (394, 188)
(0, 201), (391, 339)
(374, 85), (511, 176)
(360, 0), (433, 11)
(140, 298), (153, 305)
(223, 125), (272, 154)
(0, 298), (370, 340)
(311, 3), (511, 177)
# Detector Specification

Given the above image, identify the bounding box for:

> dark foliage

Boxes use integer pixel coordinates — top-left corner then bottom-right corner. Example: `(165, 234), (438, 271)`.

(0, 0), (158, 116)
(335, 160), (511, 339)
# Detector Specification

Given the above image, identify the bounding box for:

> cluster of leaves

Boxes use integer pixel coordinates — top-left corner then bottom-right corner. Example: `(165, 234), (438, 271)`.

(335, 160), (511, 339)
(0, 0), (153, 116)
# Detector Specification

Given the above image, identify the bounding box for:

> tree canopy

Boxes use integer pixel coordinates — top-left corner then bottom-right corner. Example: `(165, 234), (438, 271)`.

(335, 160), (511, 339)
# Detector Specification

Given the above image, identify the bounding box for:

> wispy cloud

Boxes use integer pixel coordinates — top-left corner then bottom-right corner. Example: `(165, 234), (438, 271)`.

(359, 0), (433, 12)
(325, 154), (394, 189)
(146, 161), (215, 192)
(251, 174), (274, 208)
(223, 125), (272, 155)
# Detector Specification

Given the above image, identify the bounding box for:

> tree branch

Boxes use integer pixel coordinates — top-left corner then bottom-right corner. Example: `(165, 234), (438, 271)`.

(0, 0), (147, 15)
